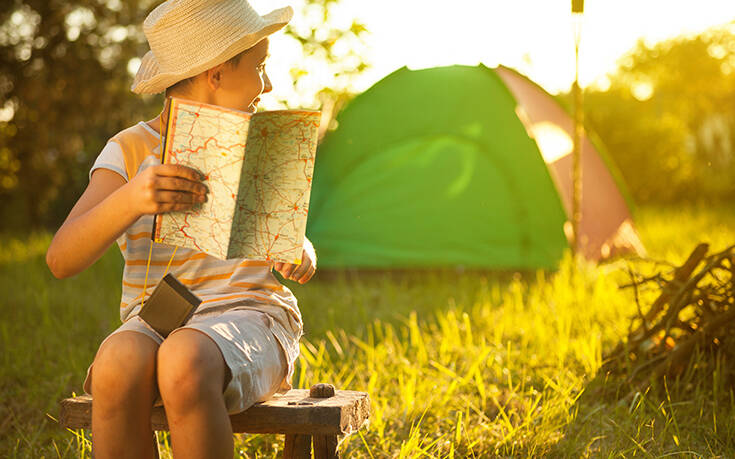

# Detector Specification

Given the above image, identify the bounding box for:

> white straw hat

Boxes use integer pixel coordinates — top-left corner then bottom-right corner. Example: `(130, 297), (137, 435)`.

(131, 0), (293, 94)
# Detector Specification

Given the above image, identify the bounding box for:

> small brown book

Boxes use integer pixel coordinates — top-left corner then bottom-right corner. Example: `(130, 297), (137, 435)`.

(138, 273), (202, 338)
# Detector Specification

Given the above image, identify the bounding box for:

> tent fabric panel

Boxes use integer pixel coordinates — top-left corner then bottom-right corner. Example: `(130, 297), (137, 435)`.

(494, 65), (643, 260)
(308, 65), (568, 268)
(308, 134), (566, 268)
(311, 66), (553, 214)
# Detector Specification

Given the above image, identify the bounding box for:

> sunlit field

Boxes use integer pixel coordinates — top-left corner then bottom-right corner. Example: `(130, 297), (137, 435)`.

(2, 203), (734, 457)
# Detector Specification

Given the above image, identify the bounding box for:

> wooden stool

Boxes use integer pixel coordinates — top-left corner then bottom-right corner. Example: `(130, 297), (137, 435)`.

(58, 383), (370, 458)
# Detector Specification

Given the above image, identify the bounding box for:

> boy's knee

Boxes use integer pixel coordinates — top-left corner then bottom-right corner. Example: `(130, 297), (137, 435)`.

(157, 330), (227, 407)
(91, 331), (159, 399)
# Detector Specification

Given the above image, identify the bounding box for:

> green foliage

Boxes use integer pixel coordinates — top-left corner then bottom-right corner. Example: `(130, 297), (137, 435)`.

(0, 1), (368, 230)
(0, 0), (160, 229)
(3, 204), (735, 457)
(280, 0), (369, 105)
(276, 0), (370, 137)
(582, 24), (735, 203)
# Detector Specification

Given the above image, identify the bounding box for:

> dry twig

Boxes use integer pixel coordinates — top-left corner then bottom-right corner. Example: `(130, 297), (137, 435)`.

(603, 243), (735, 391)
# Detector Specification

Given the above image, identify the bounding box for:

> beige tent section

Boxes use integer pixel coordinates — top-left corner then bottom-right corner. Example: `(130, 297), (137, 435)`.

(494, 65), (646, 261)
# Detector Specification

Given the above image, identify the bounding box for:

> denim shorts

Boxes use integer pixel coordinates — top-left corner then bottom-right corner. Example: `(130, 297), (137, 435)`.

(83, 308), (288, 415)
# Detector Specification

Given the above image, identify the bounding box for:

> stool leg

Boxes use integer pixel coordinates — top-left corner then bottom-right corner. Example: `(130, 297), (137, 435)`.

(283, 434), (311, 458)
(312, 434), (339, 458)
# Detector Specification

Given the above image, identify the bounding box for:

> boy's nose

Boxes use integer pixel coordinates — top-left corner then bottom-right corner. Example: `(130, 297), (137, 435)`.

(263, 71), (273, 94)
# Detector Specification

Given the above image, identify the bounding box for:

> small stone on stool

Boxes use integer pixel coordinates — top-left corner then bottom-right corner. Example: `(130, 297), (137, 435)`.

(310, 383), (336, 398)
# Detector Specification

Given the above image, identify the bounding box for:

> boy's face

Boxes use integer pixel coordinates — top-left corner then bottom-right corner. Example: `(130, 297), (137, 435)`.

(210, 38), (271, 113)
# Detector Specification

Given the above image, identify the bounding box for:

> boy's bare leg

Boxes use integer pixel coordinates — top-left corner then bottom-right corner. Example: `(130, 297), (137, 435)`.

(157, 329), (233, 459)
(90, 331), (161, 459)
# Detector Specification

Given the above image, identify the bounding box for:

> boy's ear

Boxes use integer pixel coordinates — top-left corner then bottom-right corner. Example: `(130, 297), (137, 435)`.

(206, 64), (225, 90)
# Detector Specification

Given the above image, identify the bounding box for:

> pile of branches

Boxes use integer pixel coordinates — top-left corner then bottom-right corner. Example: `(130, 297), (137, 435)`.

(603, 243), (735, 390)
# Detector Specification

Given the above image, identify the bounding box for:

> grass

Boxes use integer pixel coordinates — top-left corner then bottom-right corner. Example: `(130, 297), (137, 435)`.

(2, 203), (735, 457)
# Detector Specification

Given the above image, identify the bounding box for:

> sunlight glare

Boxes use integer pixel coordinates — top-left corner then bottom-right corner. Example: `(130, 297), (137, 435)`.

(250, 0), (735, 106)
(529, 122), (574, 163)
(631, 81), (654, 101)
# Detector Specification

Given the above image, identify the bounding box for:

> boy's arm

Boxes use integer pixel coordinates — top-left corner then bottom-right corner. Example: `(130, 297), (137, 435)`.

(46, 169), (132, 279)
(46, 165), (207, 279)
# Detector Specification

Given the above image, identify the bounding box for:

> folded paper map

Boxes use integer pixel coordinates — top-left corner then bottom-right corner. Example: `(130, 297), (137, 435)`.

(152, 97), (320, 263)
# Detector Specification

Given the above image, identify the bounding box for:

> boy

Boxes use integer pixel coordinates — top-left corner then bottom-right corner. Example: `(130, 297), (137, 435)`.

(45, 1), (314, 457)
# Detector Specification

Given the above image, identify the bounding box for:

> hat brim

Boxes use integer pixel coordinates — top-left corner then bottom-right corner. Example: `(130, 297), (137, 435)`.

(131, 6), (292, 95)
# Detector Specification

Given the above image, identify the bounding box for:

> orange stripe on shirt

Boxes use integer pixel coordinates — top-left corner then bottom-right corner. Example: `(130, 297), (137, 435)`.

(200, 292), (274, 305)
(124, 253), (271, 268)
(235, 259), (272, 268)
(125, 252), (208, 266)
(176, 263), (275, 284)
(128, 231), (152, 241)
(230, 281), (284, 291)
(122, 280), (157, 289)
(179, 272), (233, 285)
(123, 272), (259, 288)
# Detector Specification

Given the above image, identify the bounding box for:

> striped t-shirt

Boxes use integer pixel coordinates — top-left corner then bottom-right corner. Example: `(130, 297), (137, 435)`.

(89, 121), (303, 391)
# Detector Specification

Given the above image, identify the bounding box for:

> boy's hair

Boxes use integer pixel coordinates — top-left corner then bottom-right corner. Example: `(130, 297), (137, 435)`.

(164, 48), (248, 97)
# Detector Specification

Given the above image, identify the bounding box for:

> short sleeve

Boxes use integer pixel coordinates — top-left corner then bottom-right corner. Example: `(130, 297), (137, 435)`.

(89, 141), (128, 182)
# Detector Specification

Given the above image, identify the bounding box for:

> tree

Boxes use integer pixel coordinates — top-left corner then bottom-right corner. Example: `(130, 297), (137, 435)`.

(0, 0), (158, 229)
(581, 24), (735, 203)
(281, 0), (369, 139)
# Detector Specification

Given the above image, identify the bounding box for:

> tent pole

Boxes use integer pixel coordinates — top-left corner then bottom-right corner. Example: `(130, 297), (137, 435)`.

(571, 2), (584, 256)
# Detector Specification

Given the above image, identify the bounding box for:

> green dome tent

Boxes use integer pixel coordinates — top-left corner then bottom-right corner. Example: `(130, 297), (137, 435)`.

(306, 64), (644, 269)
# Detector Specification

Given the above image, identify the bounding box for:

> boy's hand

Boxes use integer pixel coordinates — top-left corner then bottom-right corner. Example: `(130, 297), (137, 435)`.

(273, 238), (317, 284)
(127, 164), (208, 216)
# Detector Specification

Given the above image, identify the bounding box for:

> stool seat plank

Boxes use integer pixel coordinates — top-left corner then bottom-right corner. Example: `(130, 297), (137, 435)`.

(59, 389), (370, 435)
